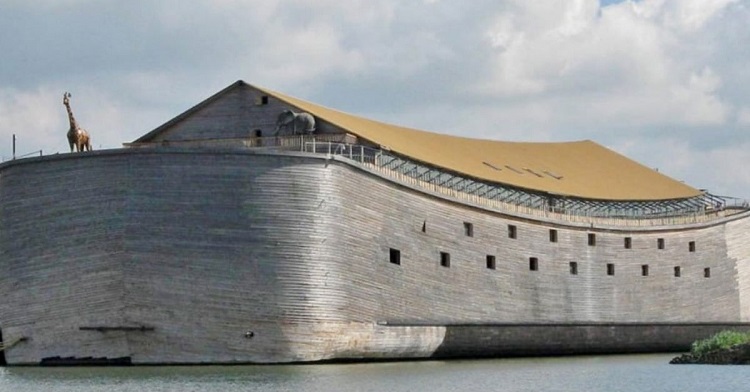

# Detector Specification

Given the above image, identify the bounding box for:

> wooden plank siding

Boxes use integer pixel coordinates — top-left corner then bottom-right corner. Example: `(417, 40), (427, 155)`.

(1, 149), (749, 364)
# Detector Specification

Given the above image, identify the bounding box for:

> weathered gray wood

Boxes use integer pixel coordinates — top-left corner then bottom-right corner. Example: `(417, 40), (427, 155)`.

(147, 84), (347, 143)
(0, 149), (749, 364)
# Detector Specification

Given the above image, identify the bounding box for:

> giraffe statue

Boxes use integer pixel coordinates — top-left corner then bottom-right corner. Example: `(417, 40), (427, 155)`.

(63, 92), (92, 152)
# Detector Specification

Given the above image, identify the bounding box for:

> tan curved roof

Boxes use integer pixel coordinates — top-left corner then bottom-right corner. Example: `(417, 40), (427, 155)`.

(260, 86), (701, 201)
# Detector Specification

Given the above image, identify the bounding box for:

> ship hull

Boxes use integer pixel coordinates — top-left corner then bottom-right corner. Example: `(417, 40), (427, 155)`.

(1, 149), (750, 364)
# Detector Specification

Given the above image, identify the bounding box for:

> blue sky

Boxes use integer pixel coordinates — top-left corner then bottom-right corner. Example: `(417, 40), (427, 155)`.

(1, 0), (749, 198)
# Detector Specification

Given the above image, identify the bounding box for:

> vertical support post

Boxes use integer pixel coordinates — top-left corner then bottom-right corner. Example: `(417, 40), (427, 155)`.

(360, 146), (364, 163)
(12, 134), (16, 160)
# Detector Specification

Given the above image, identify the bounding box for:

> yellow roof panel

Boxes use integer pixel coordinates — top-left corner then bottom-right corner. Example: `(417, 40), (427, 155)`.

(263, 86), (700, 201)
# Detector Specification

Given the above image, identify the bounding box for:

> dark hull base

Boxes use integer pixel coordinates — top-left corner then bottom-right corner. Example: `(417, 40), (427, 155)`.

(429, 323), (750, 359)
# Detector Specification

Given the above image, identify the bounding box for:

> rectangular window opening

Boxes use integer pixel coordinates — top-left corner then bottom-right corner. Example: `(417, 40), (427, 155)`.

(704, 267), (711, 278)
(529, 257), (538, 271)
(508, 224), (517, 239)
(549, 229), (558, 243)
(641, 264), (649, 276)
(486, 255), (496, 270)
(389, 248), (401, 265)
(624, 237), (632, 249)
(657, 238), (665, 250)
(588, 233), (596, 246)
(674, 266), (681, 277)
(440, 252), (451, 268)
(464, 222), (474, 237)
(607, 263), (615, 276)
(689, 241), (696, 252)
(569, 261), (578, 275)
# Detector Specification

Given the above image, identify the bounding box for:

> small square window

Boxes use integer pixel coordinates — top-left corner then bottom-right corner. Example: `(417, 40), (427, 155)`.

(641, 264), (649, 276)
(486, 255), (496, 270)
(704, 267), (711, 278)
(549, 229), (558, 243)
(624, 237), (632, 249)
(607, 263), (615, 276)
(674, 266), (681, 277)
(440, 252), (451, 268)
(689, 241), (696, 252)
(257, 95), (269, 105)
(508, 225), (517, 239)
(569, 261), (578, 275)
(389, 248), (401, 265)
(588, 233), (596, 246)
(657, 238), (665, 249)
(529, 257), (538, 271)
(253, 129), (263, 138)
(464, 222), (474, 237)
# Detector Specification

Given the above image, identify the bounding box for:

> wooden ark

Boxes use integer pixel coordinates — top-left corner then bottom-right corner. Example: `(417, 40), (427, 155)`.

(1, 81), (749, 365)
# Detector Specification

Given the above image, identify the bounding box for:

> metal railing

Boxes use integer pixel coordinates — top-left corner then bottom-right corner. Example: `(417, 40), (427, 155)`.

(2, 149), (43, 162)
(297, 139), (748, 227)
(124, 133), (357, 150)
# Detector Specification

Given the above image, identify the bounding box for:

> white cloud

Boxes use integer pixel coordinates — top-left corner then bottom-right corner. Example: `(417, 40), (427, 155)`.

(477, 0), (739, 130)
(0, 87), (62, 159)
(738, 107), (750, 126)
(640, 0), (740, 32)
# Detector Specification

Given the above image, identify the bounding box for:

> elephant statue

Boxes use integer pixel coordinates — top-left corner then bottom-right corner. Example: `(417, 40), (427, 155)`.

(275, 110), (316, 135)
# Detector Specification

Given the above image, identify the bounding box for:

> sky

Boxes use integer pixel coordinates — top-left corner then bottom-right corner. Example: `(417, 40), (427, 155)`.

(1, 0), (749, 198)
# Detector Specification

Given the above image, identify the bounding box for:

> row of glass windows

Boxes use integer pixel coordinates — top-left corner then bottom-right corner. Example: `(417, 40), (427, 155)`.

(460, 221), (697, 252)
(388, 248), (711, 278)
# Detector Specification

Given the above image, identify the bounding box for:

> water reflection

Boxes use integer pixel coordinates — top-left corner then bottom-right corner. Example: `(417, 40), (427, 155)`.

(1, 354), (749, 392)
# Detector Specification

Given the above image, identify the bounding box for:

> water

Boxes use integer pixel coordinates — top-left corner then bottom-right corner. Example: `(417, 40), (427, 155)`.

(1, 354), (748, 392)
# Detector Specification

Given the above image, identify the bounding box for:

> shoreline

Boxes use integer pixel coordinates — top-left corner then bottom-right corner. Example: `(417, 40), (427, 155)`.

(671, 343), (750, 365)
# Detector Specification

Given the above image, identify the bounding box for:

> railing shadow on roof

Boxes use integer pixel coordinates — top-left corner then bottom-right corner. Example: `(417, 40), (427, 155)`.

(125, 135), (750, 227)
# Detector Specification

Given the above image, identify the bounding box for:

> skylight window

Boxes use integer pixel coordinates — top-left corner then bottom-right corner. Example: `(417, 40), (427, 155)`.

(543, 170), (563, 180)
(505, 165), (524, 174)
(524, 168), (544, 178)
(483, 161), (502, 171)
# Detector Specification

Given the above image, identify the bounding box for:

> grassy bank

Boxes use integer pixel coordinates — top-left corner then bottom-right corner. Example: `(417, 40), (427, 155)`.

(690, 330), (750, 357)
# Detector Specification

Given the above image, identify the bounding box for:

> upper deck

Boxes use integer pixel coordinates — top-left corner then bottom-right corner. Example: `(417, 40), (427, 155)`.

(126, 133), (749, 228)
